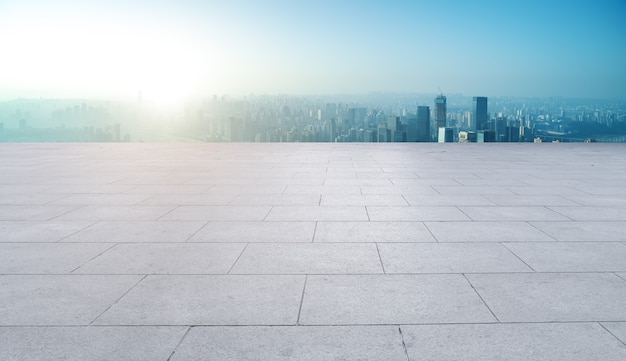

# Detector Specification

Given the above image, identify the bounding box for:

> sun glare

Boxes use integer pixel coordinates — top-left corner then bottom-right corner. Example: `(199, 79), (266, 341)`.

(0, 10), (211, 107)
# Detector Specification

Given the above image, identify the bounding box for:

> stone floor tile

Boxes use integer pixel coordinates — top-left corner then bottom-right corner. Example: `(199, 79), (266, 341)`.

(62, 221), (205, 243)
(360, 185), (438, 195)
(124, 185), (212, 194)
(54, 206), (176, 221)
(504, 242), (626, 272)
(530, 221), (626, 241)
(49, 193), (154, 206)
(320, 194), (408, 206)
(299, 275), (496, 324)
(75, 243), (245, 274)
(402, 323), (626, 361)
(433, 186), (515, 195)
(230, 243), (383, 274)
(483, 194), (580, 206)
(283, 185), (362, 195)
(208, 184), (287, 194)
(466, 273), (626, 322)
(95, 275), (304, 325)
(43, 185), (135, 194)
(378, 243), (532, 273)
(0, 221), (94, 242)
(367, 206), (470, 221)
(601, 322), (626, 345)
(170, 326), (407, 361)
(561, 194), (626, 206)
(549, 206), (626, 221)
(506, 186), (587, 195)
(314, 221), (435, 242)
(160, 206), (270, 221)
(0, 205), (79, 221)
(403, 194), (495, 206)
(0, 243), (113, 274)
(0, 193), (67, 205)
(138, 194), (236, 206)
(389, 178), (460, 186)
(0, 275), (142, 325)
(265, 206), (368, 221)
(0, 326), (187, 361)
(323, 178), (391, 186)
(460, 206), (570, 221)
(229, 194), (321, 206)
(189, 221), (315, 242)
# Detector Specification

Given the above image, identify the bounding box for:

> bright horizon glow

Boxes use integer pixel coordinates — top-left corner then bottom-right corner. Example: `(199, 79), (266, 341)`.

(0, 0), (625, 101)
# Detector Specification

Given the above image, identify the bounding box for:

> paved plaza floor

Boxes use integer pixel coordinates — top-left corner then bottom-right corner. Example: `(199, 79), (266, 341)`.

(1, 142), (625, 360)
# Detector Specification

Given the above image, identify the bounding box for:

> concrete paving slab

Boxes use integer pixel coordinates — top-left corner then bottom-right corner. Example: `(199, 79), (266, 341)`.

(189, 221), (315, 242)
(504, 242), (626, 272)
(54, 205), (176, 221)
(323, 178), (391, 186)
(0, 205), (79, 221)
(320, 194), (409, 206)
(123, 185), (212, 194)
(170, 326), (407, 361)
(0, 221), (94, 242)
(360, 185), (439, 195)
(433, 186), (515, 195)
(0, 275), (142, 325)
(0, 326), (187, 361)
(95, 275), (304, 325)
(138, 194), (236, 206)
(283, 185), (361, 195)
(0, 243), (113, 274)
(160, 206), (271, 221)
(466, 273), (626, 322)
(549, 206), (626, 221)
(43, 185), (136, 194)
(460, 206), (570, 221)
(208, 184), (287, 194)
(378, 243), (532, 273)
(561, 194), (626, 206)
(367, 206), (470, 221)
(49, 193), (154, 206)
(506, 186), (587, 195)
(402, 323), (626, 361)
(265, 206), (369, 221)
(314, 221), (436, 242)
(530, 221), (626, 241)
(483, 195), (580, 206)
(0, 193), (67, 205)
(230, 243), (383, 274)
(62, 221), (205, 243)
(75, 243), (245, 274)
(229, 194), (321, 206)
(403, 194), (495, 206)
(299, 275), (496, 324)
(601, 322), (626, 345)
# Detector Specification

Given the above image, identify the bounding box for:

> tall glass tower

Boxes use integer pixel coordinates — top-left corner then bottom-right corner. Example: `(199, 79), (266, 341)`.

(434, 95), (446, 134)
(473, 96), (488, 131)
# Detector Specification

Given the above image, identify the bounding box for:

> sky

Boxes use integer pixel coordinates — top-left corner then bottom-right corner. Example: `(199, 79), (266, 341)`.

(0, 0), (625, 103)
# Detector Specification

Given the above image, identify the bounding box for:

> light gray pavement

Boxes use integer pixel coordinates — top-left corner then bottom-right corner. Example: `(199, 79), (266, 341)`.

(1, 142), (626, 360)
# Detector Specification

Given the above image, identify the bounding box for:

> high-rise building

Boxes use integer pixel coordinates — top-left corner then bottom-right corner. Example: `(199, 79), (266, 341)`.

(473, 96), (488, 132)
(434, 95), (446, 133)
(416, 106), (431, 142)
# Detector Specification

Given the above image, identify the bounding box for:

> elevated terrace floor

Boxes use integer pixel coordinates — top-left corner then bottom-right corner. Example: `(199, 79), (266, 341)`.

(1, 142), (626, 360)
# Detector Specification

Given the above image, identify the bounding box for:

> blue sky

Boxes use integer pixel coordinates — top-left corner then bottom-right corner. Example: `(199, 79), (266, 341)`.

(0, 0), (624, 101)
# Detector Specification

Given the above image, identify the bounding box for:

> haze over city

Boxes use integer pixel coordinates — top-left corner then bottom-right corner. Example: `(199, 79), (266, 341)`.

(1, 0), (625, 104)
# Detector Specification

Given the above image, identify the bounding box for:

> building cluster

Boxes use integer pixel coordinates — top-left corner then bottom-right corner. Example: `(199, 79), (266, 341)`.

(0, 94), (624, 142)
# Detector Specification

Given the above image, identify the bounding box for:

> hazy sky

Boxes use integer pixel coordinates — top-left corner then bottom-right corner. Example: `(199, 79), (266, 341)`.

(0, 0), (625, 102)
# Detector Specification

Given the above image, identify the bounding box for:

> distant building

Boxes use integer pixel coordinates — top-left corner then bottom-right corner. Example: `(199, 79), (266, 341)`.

(438, 127), (453, 143)
(473, 96), (488, 132)
(434, 95), (446, 135)
(416, 106), (431, 142)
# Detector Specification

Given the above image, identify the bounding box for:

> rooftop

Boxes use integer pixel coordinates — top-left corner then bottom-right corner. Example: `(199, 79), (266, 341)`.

(1, 142), (626, 360)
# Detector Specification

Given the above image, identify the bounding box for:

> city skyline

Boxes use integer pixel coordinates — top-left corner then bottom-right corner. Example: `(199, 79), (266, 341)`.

(0, 0), (625, 104)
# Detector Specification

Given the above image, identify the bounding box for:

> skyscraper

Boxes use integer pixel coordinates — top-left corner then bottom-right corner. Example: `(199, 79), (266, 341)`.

(473, 96), (488, 132)
(416, 106), (430, 142)
(434, 95), (446, 138)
